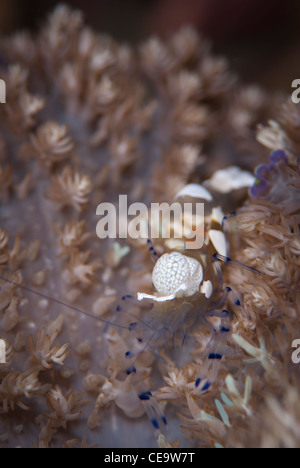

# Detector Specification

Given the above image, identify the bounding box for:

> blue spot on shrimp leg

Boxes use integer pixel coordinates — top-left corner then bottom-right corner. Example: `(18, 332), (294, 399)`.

(210, 253), (225, 295)
(194, 309), (230, 394)
(203, 309), (229, 347)
(209, 280), (251, 322)
(124, 327), (159, 360)
(208, 285), (233, 310)
(221, 211), (236, 227)
(211, 251), (261, 305)
(226, 287), (252, 321)
(138, 391), (167, 430)
(103, 293), (137, 333)
(123, 319), (172, 369)
(146, 238), (159, 262)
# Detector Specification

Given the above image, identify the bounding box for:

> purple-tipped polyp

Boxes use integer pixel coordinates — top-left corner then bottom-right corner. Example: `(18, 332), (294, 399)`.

(269, 149), (288, 165)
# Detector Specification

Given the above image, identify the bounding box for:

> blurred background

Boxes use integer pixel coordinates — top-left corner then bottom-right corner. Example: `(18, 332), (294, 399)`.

(0, 0), (299, 93)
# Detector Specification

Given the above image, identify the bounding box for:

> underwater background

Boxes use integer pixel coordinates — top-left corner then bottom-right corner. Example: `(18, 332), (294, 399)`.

(0, 0), (300, 448)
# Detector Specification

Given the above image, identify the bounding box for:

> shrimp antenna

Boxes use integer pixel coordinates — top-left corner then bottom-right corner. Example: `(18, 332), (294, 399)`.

(147, 238), (159, 262)
(0, 272), (129, 331)
(212, 253), (261, 275)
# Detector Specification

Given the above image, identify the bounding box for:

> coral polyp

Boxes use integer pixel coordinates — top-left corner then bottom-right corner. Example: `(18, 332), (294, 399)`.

(0, 4), (299, 449)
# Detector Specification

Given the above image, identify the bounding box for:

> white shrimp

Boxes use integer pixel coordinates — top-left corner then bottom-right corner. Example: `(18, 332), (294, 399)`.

(0, 168), (258, 431)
